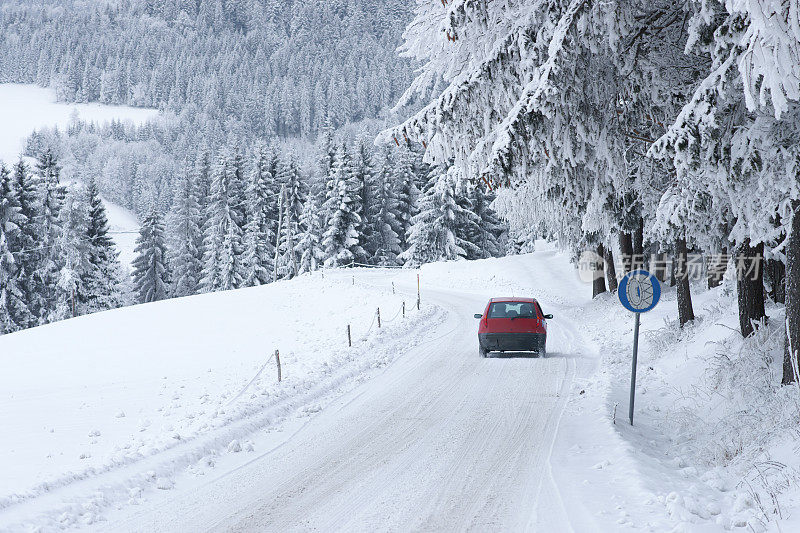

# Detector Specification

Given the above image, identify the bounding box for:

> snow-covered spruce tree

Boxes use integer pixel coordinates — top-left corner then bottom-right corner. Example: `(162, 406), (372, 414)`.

(453, 180), (482, 261)
(401, 167), (469, 267)
(390, 144), (419, 250)
(351, 139), (377, 264)
(297, 194), (325, 274)
(193, 147), (213, 260)
(201, 150), (245, 292)
(468, 183), (507, 259)
(275, 156), (307, 279)
(34, 149), (64, 322)
(0, 165), (28, 334)
(51, 185), (90, 321)
(82, 178), (126, 313)
(241, 144), (276, 287)
(369, 151), (403, 265)
(167, 167), (203, 296)
(131, 208), (170, 304)
(11, 160), (41, 327)
(322, 143), (365, 268)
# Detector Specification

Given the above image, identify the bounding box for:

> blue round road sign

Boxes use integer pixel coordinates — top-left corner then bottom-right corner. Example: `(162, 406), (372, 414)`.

(619, 270), (661, 313)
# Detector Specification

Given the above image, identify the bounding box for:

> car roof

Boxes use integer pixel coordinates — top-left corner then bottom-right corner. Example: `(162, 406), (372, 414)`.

(489, 297), (537, 303)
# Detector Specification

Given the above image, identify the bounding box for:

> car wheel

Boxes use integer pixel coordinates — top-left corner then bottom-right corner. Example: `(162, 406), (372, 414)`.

(539, 339), (547, 357)
(479, 346), (488, 358)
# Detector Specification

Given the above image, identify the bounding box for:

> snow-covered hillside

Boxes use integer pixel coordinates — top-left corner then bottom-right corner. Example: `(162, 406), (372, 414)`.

(0, 84), (158, 166)
(102, 199), (140, 271)
(0, 268), (436, 530)
(2, 248), (798, 531)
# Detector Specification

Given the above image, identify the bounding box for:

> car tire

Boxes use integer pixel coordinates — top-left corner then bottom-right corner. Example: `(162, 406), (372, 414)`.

(539, 339), (547, 357)
(479, 346), (488, 358)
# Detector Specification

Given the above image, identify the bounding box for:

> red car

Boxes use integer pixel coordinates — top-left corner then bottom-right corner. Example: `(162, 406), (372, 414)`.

(474, 297), (552, 357)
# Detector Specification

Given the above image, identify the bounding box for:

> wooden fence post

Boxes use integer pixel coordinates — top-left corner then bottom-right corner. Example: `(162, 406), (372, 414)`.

(417, 273), (421, 310)
(275, 349), (281, 382)
(347, 324), (352, 347)
(402, 301), (405, 318)
(377, 308), (381, 328)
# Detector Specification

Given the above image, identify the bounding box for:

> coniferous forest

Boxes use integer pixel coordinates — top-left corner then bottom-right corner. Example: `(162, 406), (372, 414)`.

(0, 0), (509, 334)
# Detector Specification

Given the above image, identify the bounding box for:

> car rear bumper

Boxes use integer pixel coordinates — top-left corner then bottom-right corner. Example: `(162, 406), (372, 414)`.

(478, 332), (545, 352)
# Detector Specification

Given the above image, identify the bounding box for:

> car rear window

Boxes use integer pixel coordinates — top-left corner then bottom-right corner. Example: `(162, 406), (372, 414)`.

(487, 302), (538, 319)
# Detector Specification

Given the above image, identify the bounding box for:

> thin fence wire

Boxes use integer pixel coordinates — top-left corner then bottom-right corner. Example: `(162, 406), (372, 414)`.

(225, 351), (276, 407)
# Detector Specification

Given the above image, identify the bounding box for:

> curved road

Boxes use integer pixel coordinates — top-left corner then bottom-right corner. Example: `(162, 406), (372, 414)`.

(113, 262), (592, 532)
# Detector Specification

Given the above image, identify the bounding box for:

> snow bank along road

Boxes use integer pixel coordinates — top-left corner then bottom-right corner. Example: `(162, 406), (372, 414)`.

(3, 249), (677, 531)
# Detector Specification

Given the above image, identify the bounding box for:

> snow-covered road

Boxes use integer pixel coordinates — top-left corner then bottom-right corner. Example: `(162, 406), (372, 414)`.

(7, 249), (697, 531)
(104, 257), (595, 532)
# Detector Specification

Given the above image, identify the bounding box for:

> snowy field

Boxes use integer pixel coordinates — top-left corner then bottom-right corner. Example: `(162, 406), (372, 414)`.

(101, 200), (141, 271)
(0, 83), (151, 267)
(1, 248), (798, 531)
(0, 84), (158, 167)
(0, 268), (433, 530)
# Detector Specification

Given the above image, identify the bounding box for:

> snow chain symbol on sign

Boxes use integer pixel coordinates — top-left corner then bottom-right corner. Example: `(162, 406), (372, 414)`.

(619, 270), (660, 313)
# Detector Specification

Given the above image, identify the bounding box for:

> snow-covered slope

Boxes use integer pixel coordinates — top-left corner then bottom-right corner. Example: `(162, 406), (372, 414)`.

(0, 269), (435, 530)
(101, 198), (140, 271)
(0, 84), (158, 166)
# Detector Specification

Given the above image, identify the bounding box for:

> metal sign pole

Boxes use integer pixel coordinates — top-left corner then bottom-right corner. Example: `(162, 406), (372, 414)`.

(629, 312), (640, 425)
(617, 269), (660, 428)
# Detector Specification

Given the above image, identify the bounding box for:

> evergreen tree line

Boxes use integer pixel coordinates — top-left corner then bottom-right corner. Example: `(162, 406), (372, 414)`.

(0, 154), (128, 334)
(0, 0), (412, 139)
(131, 133), (508, 305)
(0, 137), (508, 335)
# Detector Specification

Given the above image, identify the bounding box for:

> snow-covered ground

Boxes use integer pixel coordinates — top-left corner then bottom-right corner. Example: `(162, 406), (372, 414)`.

(101, 199), (140, 271)
(1, 247), (797, 531)
(0, 84), (158, 167)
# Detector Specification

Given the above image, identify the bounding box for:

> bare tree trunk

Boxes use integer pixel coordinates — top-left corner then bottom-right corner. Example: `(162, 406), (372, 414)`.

(707, 248), (727, 289)
(737, 239), (766, 337)
(593, 244), (607, 298)
(768, 257), (786, 303)
(670, 254), (677, 287)
(783, 201), (800, 384)
(604, 246), (618, 292)
(619, 232), (634, 274)
(676, 236), (695, 327)
(652, 252), (667, 282)
(633, 217), (645, 270)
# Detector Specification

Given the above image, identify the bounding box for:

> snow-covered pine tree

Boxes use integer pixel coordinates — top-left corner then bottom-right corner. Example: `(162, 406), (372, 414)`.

(369, 151), (403, 265)
(351, 139), (377, 263)
(401, 168), (468, 267)
(167, 167), (203, 296)
(318, 115), (337, 179)
(11, 160), (41, 327)
(82, 178), (126, 313)
(453, 181), (482, 261)
(297, 194), (325, 274)
(275, 156), (307, 279)
(201, 150), (245, 292)
(241, 144), (276, 287)
(51, 185), (90, 321)
(0, 165), (29, 334)
(468, 184), (507, 259)
(322, 144), (365, 267)
(391, 145), (419, 250)
(131, 208), (170, 303)
(34, 150), (64, 323)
